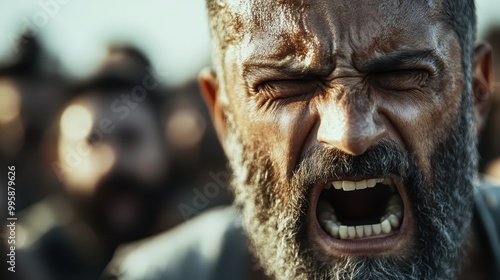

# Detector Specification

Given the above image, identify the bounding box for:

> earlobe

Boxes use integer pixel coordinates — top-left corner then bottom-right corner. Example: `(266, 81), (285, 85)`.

(472, 42), (494, 135)
(199, 67), (227, 142)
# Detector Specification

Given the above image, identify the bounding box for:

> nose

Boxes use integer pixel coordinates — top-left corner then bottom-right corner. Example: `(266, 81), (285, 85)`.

(317, 89), (386, 156)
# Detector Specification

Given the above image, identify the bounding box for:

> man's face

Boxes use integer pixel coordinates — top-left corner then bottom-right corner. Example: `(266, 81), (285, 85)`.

(57, 93), (169, 241)
(203, 0), (483, 279)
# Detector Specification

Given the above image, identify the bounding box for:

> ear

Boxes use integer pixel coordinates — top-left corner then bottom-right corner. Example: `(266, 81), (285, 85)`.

(472, 42), (494, 135)
(199, 67), (227, 143)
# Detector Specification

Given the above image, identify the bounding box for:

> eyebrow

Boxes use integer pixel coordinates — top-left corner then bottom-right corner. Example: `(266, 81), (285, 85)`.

(359, 50), (442, 73)
(242, 49), (442, 83)
(242, 59), (334, 83)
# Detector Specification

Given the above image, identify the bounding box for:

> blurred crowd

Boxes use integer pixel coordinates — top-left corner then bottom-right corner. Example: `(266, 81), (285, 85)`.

(0, 32), (229, 280)
(0, 25), (499, 279)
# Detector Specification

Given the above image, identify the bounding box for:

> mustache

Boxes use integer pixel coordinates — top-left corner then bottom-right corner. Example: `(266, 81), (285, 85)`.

(292, 140), (411, 187)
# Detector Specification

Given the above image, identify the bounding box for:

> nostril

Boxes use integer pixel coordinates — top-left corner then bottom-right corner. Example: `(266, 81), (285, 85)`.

(318, 129), (385, 156)
(341, 133), (380, 156)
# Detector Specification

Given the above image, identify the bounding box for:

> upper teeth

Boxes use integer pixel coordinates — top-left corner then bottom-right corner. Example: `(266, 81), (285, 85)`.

(326, 178), (389, 191)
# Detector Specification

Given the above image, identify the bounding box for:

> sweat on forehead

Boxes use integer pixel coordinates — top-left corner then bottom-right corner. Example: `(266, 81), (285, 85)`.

(206, 0), (303, 52)
(207, 0), (442, 50)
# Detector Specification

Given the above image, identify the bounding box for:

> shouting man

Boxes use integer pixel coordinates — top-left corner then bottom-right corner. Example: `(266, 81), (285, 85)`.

(104, 0), (499, 279)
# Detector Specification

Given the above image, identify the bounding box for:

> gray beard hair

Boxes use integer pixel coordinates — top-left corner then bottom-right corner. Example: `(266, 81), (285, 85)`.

(224, 97), (478, 280)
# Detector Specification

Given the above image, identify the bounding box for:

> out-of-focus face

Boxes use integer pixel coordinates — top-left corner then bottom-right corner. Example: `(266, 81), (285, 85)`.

(56, 92), (168, 242)
(201, 0), (491, 279)
(0, 78), (23, 158)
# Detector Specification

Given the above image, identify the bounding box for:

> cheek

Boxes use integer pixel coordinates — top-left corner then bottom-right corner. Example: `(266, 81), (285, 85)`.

(381, 89), (463, 183)
(233, 99), (315, 178)
(136, 139), (167, 182)
(274, 106), (316, 176)
(379, 36), (465, 183)
(57, 138), (115, 195)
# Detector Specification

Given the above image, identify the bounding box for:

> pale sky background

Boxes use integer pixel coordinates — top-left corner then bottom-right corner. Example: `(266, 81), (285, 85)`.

(0, 0), (498, 86)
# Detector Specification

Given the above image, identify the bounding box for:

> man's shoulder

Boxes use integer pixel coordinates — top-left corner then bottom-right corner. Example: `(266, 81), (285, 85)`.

(474, 179), (500, 278)
(102, 206), (249, 280)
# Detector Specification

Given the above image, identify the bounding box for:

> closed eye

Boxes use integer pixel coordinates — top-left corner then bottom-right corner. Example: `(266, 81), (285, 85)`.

(256, 80), (319, 99)
(370, 70), (429, 91)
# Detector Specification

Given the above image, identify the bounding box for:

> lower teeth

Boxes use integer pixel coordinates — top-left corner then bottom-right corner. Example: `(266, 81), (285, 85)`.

(317, 194), (403, 239)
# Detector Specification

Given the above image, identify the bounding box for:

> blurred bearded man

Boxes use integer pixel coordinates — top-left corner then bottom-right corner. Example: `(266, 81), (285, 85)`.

(103, 1), (500, 279)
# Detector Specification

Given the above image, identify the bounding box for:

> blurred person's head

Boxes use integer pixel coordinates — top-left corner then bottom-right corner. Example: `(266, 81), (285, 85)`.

(200, 0), (493, 279)
(0, 77), (23, 160)
(0, 33), (66, 209)
(165, 83), (208, 169)
(0, 34), (60, 161)
(53, 46), (170, 248)
(165, 80), (226, 174)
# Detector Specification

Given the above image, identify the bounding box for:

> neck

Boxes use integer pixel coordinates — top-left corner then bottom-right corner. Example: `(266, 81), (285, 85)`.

(458, 222), (490, 280)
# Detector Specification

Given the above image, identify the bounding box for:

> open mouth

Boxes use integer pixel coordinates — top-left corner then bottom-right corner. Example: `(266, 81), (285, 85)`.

(317, 178), (403, 239)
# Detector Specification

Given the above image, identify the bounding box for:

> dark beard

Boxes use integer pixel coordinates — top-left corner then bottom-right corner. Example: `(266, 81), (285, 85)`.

(76, 173), (165, 247)
(225, 97), (477, 279)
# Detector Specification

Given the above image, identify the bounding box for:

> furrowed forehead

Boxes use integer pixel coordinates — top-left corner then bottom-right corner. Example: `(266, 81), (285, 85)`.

(209, 0), (308, 49)
(218, 1), (447, 63)
(211, 0), (443, 49)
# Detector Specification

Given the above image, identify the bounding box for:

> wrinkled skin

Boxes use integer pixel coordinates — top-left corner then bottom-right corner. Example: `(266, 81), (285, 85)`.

(201, 0), (493, 279)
